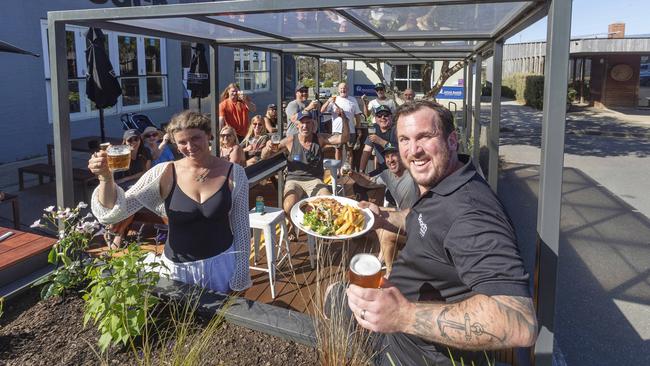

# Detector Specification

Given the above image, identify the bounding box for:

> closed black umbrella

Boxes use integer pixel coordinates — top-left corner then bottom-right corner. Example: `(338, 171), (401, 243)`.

(187, 43), (210, 112)
(85, 27), (121, 142)
(0, 40), (39, 57)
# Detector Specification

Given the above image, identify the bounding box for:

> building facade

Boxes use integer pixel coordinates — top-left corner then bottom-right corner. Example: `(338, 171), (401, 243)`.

(0, 0), (282, 163)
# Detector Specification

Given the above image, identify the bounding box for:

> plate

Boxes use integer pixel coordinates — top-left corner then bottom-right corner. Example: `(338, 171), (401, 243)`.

(290, 195), (375, 240)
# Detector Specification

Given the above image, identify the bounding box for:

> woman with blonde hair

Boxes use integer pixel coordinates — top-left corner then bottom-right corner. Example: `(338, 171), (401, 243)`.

(218, 83), (256, 141)
(240, 115), (269, 166)
(88, 110), (251, 293)
(219, 125), (245, 166)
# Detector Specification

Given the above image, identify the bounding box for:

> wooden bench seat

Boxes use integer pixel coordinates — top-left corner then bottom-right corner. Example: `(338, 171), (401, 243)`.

(18, 163), (97, 202)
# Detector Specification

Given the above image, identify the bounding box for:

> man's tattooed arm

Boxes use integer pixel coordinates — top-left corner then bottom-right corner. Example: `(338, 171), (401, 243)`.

(404, 294), (537, 350)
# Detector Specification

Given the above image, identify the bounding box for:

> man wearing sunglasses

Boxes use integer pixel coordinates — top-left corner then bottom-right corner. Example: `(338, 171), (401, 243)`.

(360, 105), (398, 174)
(261, 109), (349, 239)
(286, 83), (320, 136)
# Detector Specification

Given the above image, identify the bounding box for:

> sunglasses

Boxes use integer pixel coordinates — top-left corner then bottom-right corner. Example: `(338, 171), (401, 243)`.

(143, 133), (158, 138)
(127, 137), (139, 143)
(298, 89), (309, 93)
(376, 113), (391, 119)
(375, 88), (385, 92)
(220, 134), (233, 138)
(252, 123), (262, 126)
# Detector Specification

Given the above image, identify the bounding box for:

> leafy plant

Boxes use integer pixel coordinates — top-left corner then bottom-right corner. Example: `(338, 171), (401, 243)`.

(0, 297), (4, 319)
(32, 202), (99, 299)
(83, 243), (165, 353)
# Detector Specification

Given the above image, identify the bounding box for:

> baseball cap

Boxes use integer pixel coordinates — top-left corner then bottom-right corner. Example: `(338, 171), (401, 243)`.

(382, 142), (398, 156)
(296, 110), (315, 121)
(374, 105), (392, 115)
(296, 83), (308, 91)
(142, 126), (160, 137)
(374, 83), (386, 90)
(123, 129), (140, 141)
(267, 103), (277, 109)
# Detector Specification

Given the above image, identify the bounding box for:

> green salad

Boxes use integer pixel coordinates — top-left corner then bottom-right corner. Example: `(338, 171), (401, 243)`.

(303, 208), (335, 236)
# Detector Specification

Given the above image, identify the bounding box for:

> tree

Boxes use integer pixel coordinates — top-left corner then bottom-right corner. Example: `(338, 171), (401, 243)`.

(423, 60), (467, 100)
(365, 60), (467, 101)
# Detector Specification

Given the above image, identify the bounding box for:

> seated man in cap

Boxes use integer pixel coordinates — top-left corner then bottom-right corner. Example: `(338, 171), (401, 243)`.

(261, 109), (349, 239)
(349, 145), (418, 273)
(263, 103), (278, 134)
(359, 104), (398, 175)
(286, 84), (320, 136)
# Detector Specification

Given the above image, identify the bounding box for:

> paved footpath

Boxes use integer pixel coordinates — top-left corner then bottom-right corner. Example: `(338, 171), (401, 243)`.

(492, 100), (650, 220)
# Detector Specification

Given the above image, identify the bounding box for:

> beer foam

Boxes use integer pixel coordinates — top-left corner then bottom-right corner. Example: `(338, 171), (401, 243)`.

(351, 254), (380, 276)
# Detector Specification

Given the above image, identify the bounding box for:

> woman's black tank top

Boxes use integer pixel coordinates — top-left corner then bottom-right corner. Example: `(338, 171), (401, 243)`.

(163, 163), (234, 263)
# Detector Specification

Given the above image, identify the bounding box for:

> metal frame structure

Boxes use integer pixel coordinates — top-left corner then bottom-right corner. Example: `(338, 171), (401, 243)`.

(46, 1), (571, 364)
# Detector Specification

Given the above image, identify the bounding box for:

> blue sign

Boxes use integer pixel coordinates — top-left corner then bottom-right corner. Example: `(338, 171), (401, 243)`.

(354, 84), (377, 97)
(436, 86), (464, 100)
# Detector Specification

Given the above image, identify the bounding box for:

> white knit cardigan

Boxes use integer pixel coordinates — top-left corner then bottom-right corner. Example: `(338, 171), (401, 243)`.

(91, 161), (252, 291)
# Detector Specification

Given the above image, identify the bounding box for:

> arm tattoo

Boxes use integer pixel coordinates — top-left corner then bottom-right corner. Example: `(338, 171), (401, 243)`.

(436, 307), (505, 344)
(492, 296), (538, 337)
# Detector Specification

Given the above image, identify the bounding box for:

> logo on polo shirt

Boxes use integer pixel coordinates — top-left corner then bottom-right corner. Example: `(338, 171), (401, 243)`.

(418, 213), (427, 237)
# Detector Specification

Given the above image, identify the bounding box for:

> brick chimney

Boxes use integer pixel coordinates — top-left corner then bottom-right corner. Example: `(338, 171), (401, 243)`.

(608, 23), (625, 38)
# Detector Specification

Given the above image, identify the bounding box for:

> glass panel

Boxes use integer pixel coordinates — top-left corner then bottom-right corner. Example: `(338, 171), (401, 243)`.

(349, 3), (527, 34)
(114, 18), (273, 43)
(66, 31), (77, 78)
(68, 80), (80, 113)
(395, 65), (408, 79)
(411, 80), (423, 93)
(118, 35), (138, 77)
(396, 80), (407, 91)
(639, 56), (650, 107)
(147, 77), (163, 103)
(145, 37), (161, 75)
(410, 64), (424, 79)
(210, 10), (366, 38)
(255, 72), (269, 90)
(121, 77), (140, 106)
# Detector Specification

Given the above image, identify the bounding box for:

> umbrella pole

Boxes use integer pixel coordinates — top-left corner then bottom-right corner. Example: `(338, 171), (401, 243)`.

(197, 97), (201, 113)
(99, 108), (106, 142)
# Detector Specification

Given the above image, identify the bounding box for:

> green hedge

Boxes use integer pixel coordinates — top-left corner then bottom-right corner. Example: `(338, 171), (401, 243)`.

(503, 73), (545, 110)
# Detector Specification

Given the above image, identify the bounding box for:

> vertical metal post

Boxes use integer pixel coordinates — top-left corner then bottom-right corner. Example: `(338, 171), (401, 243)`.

(462, 64), (468, 128)
(315, 57), (321, 132)
(275, 52), (285, 205)
(48, 18), (73, 209)
(488, 41), (503, 191)
(466, 59), (474, 148)
(340, 59), (344, 82)
(209, 42), (219, 156)
(472, 54), (482, 164)
(534, 0), (572, 365)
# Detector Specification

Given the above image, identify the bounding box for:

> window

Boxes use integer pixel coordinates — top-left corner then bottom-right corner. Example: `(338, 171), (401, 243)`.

(234, 49), (269, 92)
(393, 64), (427, 93)
(40, 20), (167, 122)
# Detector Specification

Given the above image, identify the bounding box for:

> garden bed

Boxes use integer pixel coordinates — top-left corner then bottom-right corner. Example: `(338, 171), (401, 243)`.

(0, 287), (317, 365)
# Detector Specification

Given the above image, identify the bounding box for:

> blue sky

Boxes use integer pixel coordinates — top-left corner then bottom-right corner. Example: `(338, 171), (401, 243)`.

(506, 0), (648, 43)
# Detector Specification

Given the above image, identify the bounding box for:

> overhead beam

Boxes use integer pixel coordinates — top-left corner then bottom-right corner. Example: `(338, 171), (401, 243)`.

(72, 20), (213, 43)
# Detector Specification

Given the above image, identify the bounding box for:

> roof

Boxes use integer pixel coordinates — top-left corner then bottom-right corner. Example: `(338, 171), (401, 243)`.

(49, 0), (549, 62)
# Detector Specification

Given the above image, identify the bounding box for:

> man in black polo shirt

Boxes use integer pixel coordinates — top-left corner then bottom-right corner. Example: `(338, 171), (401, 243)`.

(343, 100), (537, 365)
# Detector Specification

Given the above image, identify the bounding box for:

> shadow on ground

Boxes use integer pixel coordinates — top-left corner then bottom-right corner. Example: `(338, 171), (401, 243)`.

(485, 103), (650, 158)
(499, 163), (650, 365)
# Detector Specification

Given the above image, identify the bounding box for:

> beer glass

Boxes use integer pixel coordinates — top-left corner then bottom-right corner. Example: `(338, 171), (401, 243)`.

(367, 125), (376, 134)
(271, 133), (281, 146)
(341, 162), (351, 176)
(348, 254), (382, 288)
(106, 144), (131, 172)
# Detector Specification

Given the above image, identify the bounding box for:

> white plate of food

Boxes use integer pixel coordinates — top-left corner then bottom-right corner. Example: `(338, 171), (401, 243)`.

(290, 195), (375, 240)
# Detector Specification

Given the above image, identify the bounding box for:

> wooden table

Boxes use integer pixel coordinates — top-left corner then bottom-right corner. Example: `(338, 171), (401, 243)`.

(0, 193), (20, 229)
(47, 136), (122, 165)
(0, 226), (56, 288)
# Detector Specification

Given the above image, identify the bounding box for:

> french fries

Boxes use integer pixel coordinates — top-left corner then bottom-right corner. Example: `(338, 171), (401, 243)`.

(303, 198), (365, 236)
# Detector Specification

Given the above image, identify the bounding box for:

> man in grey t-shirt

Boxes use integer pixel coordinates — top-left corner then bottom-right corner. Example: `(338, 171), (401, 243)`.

(285, 83), (320, 136)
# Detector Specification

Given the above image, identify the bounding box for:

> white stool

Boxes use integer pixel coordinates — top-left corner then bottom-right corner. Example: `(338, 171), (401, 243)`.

(323, 158), (342, 195)
(249, 207), (291, 299)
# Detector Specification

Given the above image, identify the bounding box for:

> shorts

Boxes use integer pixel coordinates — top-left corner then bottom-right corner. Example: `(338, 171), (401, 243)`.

(284, 178), (330, 198)
(333, 132), (356, 149)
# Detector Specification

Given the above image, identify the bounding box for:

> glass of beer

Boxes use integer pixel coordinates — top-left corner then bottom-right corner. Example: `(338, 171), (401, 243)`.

(348, 253), (382, 288)
(367, 125), (376, 134)
(341, 162), (351, 176)
(271, 133), (281, 146)
(106, 144), (131, 172)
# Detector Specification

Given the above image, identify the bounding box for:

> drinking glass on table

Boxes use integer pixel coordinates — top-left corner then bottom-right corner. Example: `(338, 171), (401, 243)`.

(341, 162), (352, 176)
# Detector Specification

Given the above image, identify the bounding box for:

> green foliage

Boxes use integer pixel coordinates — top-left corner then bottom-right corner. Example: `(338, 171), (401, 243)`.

(83, 243), (164, 353)
(302, 78), (316, 88)
(503, 73), (545, 110)
(322, 79), (334, 88)
(32, 202), (99, 299)
(567, 87), (578, 102)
